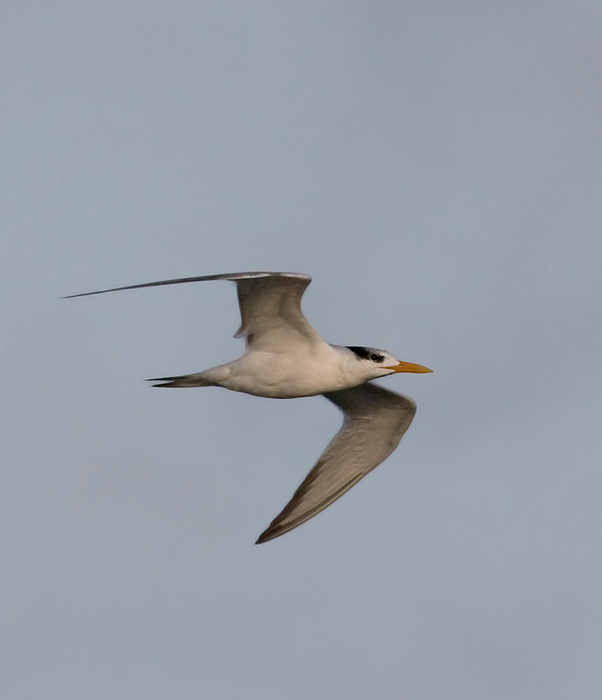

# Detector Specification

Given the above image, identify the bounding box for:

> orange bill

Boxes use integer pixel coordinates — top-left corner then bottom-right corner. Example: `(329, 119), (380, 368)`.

(385, 361), (433, 374)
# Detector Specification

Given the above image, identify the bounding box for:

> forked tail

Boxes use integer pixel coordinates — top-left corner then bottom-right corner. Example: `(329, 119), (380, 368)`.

(147, 372), (215, 388)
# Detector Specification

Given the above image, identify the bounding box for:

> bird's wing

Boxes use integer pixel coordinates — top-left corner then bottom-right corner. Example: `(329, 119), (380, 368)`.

(256, 383), (417, 544)
(65, 271), (320, 350)
(232, 273), (321, 349)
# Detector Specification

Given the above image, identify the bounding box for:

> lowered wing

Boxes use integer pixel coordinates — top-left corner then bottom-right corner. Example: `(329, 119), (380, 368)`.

(256, 382), (417, 544)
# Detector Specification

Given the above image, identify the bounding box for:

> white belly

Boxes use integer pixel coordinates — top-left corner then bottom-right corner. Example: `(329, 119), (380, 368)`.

(221, 347), (353, 398)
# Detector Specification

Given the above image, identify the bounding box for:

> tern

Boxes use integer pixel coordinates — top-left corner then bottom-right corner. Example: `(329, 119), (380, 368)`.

(67, 272), (432, 543)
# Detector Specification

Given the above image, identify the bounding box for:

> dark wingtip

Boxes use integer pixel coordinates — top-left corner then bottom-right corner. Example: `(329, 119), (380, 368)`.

(63, 289), (116, 298)
(255, 526), (282, 545)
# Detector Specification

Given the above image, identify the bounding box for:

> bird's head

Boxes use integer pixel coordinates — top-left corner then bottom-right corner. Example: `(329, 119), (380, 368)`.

(345, 345), (432, 381)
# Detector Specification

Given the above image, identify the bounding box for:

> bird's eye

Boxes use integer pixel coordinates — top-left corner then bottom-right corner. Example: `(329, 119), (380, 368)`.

(370, 353), (384, 363)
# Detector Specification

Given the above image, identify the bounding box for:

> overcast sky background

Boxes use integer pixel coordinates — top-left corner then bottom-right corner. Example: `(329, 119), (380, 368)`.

(2, 2), (602, 698)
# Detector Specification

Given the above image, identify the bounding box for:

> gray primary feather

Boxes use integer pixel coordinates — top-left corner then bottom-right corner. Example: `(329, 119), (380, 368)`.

(65, 271), (318, 350)
(63, 271), (310, 298)
(255, 383), (416, 544)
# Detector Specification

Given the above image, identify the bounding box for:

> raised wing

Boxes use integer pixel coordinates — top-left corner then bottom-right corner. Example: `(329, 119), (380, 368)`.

(256, 383), (417, 544)
(65, 271), (320, 350)
(232, 273), (321, 349)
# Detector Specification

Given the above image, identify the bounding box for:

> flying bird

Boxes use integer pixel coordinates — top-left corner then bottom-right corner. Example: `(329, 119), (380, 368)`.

(67, 272), (432, 543)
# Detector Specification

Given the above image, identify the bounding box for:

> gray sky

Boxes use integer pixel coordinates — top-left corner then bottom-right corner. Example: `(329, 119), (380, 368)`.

(2, 1), (602, 698)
